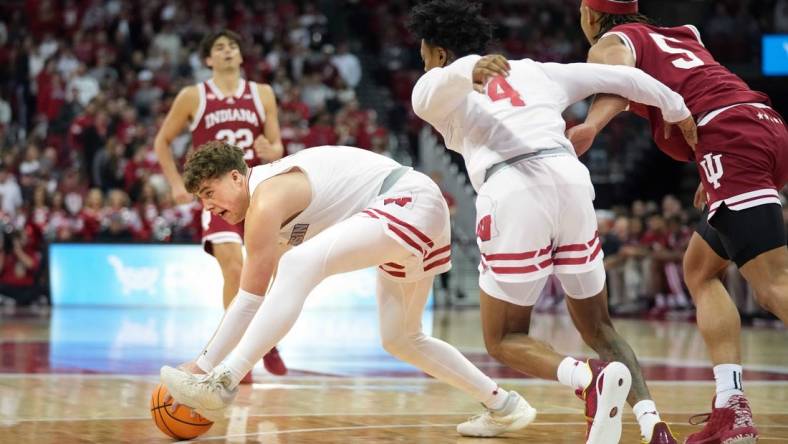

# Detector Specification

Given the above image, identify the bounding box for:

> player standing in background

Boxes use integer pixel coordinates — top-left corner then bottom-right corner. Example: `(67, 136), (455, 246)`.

(154, 30), (287, 378)
(571, 1), (788, 443)
(408, 1), (696, 442)
(160, 143), (536, 437)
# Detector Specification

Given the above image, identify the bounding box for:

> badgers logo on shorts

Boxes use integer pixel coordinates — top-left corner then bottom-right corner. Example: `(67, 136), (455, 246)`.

(384, 197), (412, 207)
(288, 224), (309, 246)
(700, 153), (724, 189)
(477, 215), (493, 242)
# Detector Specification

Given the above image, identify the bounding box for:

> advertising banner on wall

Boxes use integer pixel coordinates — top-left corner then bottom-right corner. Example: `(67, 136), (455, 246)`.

(49, 243), (417, 309)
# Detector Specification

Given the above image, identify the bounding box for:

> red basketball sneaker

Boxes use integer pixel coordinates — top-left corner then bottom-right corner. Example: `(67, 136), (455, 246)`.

(685, 395), (758, 444)
(647, 421), (678, 444)
(239, 371), (253, 384)
(575, 359), (632, 444)
(263, 347), (287, 376)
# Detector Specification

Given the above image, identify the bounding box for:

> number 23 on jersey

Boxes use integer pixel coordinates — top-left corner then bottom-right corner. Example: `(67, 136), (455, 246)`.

(486, 76), (526, 107)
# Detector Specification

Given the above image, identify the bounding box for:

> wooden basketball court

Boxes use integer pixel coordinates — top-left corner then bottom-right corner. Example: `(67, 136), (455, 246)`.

(1, 307), (786, 443)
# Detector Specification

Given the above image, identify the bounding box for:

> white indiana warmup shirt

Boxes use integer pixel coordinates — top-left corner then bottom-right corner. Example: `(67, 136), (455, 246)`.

(411, 55), (690, 191)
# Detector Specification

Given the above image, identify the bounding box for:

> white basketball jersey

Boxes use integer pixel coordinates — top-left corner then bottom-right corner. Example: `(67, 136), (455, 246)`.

(247, 146), (403, 246)
(412, 55), (690, 191)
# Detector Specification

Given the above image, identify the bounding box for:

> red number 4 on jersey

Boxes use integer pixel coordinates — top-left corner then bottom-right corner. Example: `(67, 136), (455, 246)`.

(487, 76), (525, 107)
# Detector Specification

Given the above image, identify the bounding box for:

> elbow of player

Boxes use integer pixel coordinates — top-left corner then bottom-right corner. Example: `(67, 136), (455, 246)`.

(153, 137), (170, 157)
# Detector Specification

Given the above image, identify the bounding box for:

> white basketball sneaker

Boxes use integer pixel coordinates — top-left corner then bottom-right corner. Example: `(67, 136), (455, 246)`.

(456, 391), (537, 437)
(160, 364), (238, 422)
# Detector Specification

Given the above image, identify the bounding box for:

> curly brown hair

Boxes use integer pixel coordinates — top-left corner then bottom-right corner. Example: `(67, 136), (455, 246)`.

(183, 141), (248, 193)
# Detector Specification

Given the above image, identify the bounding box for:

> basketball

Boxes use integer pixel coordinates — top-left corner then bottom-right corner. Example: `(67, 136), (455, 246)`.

(150, 384), (213, 440)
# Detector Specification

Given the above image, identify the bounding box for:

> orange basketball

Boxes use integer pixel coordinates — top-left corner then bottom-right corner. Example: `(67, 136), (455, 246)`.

(150, 384), (213, 440)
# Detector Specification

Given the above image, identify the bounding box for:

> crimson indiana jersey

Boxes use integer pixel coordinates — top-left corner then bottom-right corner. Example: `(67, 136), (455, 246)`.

(190, 78), (267, 167)
(604, 23), (770, 162)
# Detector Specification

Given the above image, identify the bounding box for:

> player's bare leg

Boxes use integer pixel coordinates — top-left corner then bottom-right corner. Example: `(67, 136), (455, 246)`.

(683, 233), (740, 365)
(479, 291), (563, 379)
(564, 287), (649, 405)
(739, 246), (788, 323)
(683, 235), (759, 444)
(480, 290), (633, 444)
(212, 242), (244, 309)
(563, 286), (674, 443)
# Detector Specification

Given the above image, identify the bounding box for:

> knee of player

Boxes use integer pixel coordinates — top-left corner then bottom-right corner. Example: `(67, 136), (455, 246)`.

(218, 256), (243, 278)
(682, 257), (716, 292)
(483, 336), (506, 362)
(752, 284), (784, 313)
(380, 332), (419, 356)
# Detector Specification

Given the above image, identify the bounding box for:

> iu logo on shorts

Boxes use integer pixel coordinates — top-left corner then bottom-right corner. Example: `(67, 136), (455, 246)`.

(700, 153), (724, 189)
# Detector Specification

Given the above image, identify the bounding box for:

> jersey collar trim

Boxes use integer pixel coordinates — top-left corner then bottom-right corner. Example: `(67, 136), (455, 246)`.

(207, 78), (246, 100)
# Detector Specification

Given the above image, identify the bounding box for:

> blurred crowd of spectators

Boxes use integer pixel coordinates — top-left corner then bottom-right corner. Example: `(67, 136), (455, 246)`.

(0, 0), (391, 301)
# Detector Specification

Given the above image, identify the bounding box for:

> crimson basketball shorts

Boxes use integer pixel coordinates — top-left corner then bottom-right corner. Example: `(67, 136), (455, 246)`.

(475, 154), (606, 306)
(201, 209), (244, 255)
(694, 103), (788, 266)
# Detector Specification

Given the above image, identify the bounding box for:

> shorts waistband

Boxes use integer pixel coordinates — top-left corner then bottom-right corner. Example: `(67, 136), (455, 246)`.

(697, 102), (771, 127)
(378, 166), (411, 195)
(483, 147), (571, 183)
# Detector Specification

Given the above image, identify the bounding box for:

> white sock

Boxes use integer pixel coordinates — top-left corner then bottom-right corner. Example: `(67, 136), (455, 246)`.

(483, 387), (510, 410)
(556, 357), (592, 391)
(633, 399), (661, 440)
(714, 364), (743, 408)
(195, 290), (263, 373)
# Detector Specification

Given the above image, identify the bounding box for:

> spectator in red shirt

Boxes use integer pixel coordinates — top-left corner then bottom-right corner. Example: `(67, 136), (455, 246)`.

(0, 227), (42, 304)
(303, 111), (337, 147)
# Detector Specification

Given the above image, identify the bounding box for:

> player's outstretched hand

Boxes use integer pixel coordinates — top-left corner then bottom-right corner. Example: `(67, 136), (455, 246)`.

(473, 54), (510, 93)
(665, 115), (698, 150)
(566, 123), (597, 156)
(693, 182), (707, 210)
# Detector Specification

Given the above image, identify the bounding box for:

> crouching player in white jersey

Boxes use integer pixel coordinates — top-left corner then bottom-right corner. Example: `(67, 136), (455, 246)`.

(408, 1), (697, 443)
(159, 142), (537, 435)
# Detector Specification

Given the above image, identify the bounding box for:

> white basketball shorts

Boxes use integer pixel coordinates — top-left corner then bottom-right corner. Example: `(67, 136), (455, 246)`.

(475, 154), (605, 305)
(361, 170), (452, 282)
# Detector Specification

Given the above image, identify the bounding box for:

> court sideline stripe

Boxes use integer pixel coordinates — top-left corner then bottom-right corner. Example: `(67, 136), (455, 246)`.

(9, 415), (788, 428)
(3, 374), (788, 385)
(190, 421), (788, 442)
